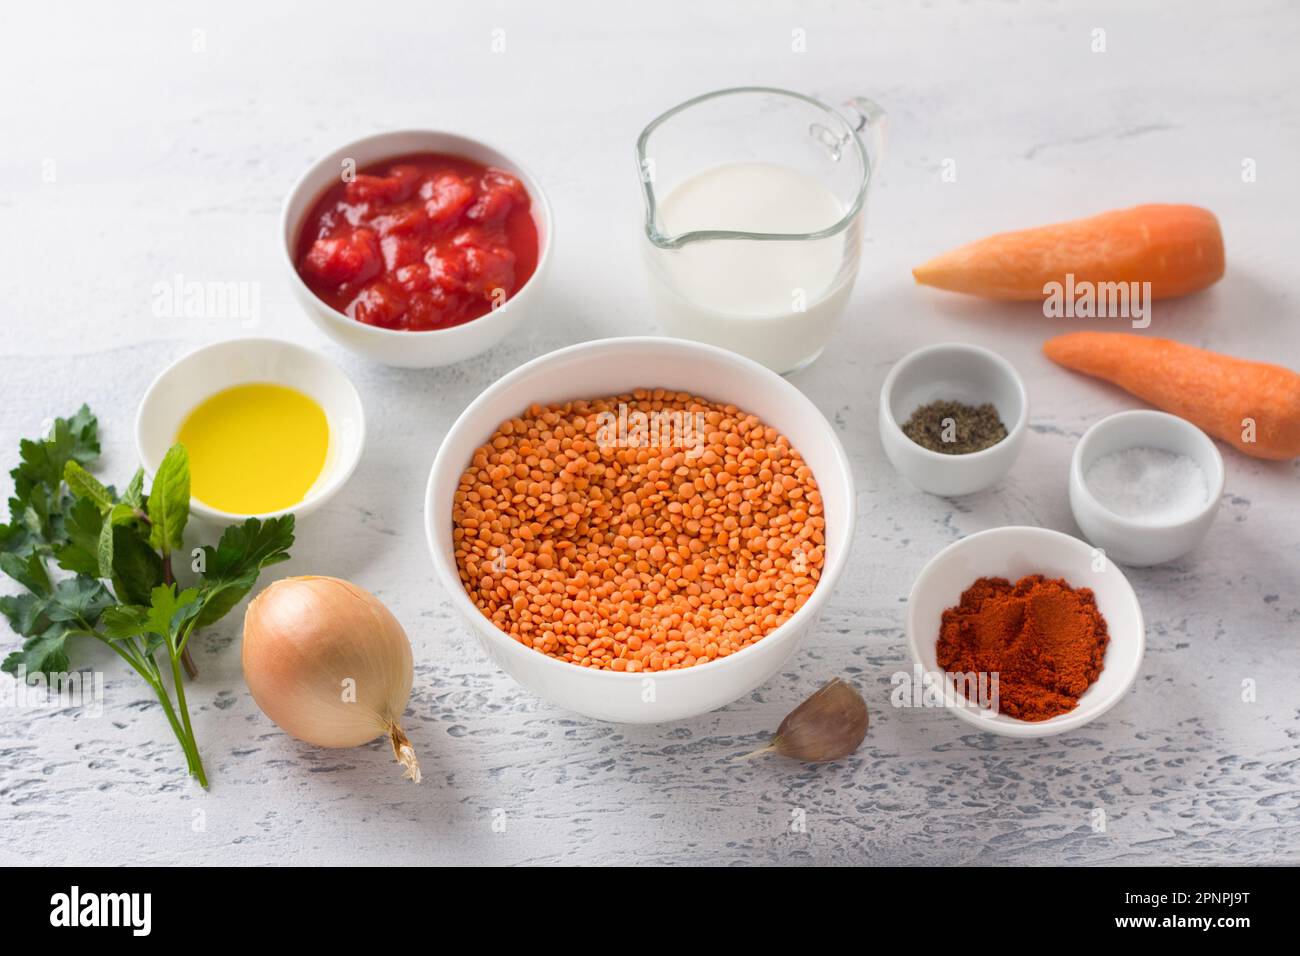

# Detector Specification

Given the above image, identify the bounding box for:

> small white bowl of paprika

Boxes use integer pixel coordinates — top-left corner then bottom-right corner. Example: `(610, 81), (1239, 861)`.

(905, 526), (1145, 737)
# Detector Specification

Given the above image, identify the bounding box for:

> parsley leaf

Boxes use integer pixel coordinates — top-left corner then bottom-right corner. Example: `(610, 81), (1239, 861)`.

(54, 496), (103, 575)
(0, 576), (112, 678)
(0, 590), (50, 635)
(11, 405), (99, 501)
(1, 625), (88, 677)
(44, 575), (114, 626)
(151, 582), (201, 631)
(194, 515), (295, 627)
(100, 603), (151, 641)
(0, 550), (52, 595)
(0, 504), (38, 556)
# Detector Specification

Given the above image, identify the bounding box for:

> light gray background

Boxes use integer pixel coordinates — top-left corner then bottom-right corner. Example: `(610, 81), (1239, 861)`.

(1, 0), (1296, 866)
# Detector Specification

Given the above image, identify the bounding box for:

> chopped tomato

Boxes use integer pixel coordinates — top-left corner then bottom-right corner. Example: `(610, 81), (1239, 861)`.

(344, 166), (421, 204)
(393, 263), (432, 294)
(295, 152), (538, 331)
(463, 246), (516, 298)
(371, 203), (427, 237)
(348, 281), (407, 329)
(380, 235), (423, 272)
(301, 229), (381, 286)
(423, 174), (476, 231)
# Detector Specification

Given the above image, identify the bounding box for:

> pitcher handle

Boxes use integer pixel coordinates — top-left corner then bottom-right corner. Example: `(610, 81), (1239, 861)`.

(845, 96), (888, 185)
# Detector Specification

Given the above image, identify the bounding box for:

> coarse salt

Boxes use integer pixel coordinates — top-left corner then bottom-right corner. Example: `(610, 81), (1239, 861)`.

(1084, 445), (1209, 522)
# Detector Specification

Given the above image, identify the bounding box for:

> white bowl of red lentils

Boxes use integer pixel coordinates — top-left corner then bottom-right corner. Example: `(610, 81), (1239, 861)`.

(425, 337), (855, 723)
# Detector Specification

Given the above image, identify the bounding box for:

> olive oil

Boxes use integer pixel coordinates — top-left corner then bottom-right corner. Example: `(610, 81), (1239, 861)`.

(178, 383), (329, 514)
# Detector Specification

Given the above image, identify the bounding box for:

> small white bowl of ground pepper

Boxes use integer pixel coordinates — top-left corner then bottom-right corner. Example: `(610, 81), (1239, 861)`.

(879, 342), (1028, 496)
(424, 336), (855, 723)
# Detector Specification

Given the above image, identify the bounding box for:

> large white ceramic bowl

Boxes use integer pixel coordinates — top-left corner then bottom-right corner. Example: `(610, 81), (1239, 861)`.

(424, 337), (856, 723)
(905, 526), (1144, 737)
(1069, 410), (1224, 567)
(135, 338), (365, 523)
(281, 130), (553, 368)
(879, 342), (1028, 497)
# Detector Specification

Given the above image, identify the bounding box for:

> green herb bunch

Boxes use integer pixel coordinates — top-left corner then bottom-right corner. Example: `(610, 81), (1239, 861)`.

(0, 406), (294, 787)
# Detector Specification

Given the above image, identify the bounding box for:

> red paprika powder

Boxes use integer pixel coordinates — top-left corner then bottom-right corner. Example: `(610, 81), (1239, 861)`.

(935, 575), (1109, 721)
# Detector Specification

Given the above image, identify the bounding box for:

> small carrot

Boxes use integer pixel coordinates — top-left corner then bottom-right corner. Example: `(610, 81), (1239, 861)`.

(1044, 332), (1300, 460)
(914, 204), (1225, 301)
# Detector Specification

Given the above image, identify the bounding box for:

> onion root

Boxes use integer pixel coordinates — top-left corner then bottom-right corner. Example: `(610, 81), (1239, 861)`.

(388, 720), (422, 784)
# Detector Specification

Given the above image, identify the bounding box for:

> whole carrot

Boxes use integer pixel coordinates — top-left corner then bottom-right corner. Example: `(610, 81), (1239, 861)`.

(1044, 332), (1300, 460)
(914, 205), (1224, 301)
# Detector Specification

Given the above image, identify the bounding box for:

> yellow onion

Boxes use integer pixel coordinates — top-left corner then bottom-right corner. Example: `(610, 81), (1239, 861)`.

(242, 576), (420, 782)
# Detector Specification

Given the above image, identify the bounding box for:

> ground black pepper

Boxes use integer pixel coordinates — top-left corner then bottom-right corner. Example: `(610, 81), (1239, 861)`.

(901, 399), (1008, 454)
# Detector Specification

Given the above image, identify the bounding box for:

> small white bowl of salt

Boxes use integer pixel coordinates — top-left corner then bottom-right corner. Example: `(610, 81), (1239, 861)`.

(1069, 410), (1225, 567)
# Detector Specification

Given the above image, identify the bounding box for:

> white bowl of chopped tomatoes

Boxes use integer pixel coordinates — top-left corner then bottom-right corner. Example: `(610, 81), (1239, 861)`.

(282, 130), (553, 368)
(424, 337), (857, 723)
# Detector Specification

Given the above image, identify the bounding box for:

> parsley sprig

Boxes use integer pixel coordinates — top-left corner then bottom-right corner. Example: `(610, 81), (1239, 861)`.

(0, 406), (294, 787)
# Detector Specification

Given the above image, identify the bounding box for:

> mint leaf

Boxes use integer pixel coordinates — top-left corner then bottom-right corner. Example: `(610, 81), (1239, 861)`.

(147, 444), (190, 555)
(194, 515), (294, 626)
(64, 460), (114, 513)
(120, 468), (145, 510)
(110, 525), (163, 606)
(96, 513), (115, 579)
(97, 502), (139, 580)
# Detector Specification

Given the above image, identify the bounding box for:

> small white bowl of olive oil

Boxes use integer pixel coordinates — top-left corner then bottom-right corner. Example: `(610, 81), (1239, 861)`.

(136, 338), (366, 522)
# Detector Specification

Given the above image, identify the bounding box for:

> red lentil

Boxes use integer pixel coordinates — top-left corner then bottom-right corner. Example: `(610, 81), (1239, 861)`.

(452, 390), (826, 670)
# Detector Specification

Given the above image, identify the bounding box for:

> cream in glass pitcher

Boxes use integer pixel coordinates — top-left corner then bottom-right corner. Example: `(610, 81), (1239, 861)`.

(637, 87), (886, 374)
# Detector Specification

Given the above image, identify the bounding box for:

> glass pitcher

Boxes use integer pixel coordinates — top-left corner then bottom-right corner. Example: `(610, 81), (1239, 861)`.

(637, 87), (886, 374)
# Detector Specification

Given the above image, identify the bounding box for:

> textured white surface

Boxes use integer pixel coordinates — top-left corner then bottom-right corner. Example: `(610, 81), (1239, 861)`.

(1, 0), (1297, 866)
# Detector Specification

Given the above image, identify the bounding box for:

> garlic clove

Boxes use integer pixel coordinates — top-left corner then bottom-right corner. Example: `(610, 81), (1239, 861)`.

(748, 677), (869, 763)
